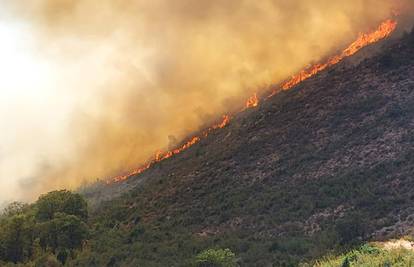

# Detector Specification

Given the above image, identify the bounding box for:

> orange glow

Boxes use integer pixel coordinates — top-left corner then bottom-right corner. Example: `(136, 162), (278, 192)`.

(107, 115), (230, 183)
(107, 19), (397, 184)
(277, 19), (397, 92)
(212, 115), (230, 130)
(245, 93), (259, 109)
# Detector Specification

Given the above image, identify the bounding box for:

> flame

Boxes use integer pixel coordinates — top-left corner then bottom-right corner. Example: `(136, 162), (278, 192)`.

(107, 19), (397, 184)
(212, 114), (230, 129)
(245, 93), (259, 109)
(108, 115), (230, 183)
(278, 19), (397, 92)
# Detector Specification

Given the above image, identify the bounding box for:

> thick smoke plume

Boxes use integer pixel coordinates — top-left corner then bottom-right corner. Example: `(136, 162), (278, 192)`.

(0, 0), (412, 202)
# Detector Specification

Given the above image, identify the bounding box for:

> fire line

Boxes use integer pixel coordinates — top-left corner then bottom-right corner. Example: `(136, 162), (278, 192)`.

(107, 19), (397, 184)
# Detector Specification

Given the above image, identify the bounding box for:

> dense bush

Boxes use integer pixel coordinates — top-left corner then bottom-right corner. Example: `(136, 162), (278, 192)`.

(0, 214), (34, 263)
(36, 190), (88, 221)
(195, 248), (237, 267)
(334, 212), (368, 245)
(0, 190), (89, 265)
(311, 244), (414, 267)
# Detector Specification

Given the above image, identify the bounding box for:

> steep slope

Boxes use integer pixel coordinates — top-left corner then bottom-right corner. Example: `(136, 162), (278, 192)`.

(77, 30), (414, 266)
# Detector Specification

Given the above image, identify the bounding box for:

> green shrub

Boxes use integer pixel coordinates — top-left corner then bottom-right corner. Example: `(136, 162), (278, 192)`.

(334, 212), (367, 245)
(37, 213), (89, 252)
(34, 254), (62, 267)
(340, 257), (350, 267)
(0, 190), (89, 265)
(314, 244), (414, 267)
(195, 248), (237, 267)
(36, 190), (88, 222)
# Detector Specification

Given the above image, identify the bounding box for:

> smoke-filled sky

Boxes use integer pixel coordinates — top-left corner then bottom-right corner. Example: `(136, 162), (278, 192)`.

(0, 0), (412, 203)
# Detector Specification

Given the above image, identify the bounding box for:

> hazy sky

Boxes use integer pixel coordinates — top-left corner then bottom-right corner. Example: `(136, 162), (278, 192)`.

(0, 0), (412, 203)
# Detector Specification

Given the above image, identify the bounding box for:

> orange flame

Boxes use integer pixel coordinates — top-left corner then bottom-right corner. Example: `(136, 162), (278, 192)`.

(212, 115), (230, 129)
(107, 19), (397, 184)
(278, 19), (397, 92)
(108, 115), (230, 183)
(245, 93), (259, 109)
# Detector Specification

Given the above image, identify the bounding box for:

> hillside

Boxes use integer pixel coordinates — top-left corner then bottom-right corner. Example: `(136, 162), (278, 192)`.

(70, 28), (414, 266)
(60, 28), (414, 266)
(310, 241), (414, 267)
(0, 26), (412, 267)
(1, 27), (409, 266)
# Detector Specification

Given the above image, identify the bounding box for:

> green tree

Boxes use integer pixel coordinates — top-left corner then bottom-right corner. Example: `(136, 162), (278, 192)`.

(195, 248), (237, 267)
(1, 202), (29, 217)
(0, 190), (89, 265)
(35, 190), (88, 222)
(0, 214), (34, 263)
(37, 212), (89, 252)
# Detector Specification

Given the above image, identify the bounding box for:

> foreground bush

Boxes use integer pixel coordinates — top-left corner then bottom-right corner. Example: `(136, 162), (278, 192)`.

(308, 244), (414, 267)
(195, 248), (237, 267)
(0, 190), (89, 265)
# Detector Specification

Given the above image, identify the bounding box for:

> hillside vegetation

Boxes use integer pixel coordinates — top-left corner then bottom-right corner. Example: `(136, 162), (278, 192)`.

(310, 243), (414, 267)
(1, 29), (413, 266)
(0, 190), (89, 266)
(80, 28), (414, 266)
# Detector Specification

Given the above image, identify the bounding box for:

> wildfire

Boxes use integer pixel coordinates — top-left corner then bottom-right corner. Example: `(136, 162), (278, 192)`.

(279, 19), (397, 91)
(108, 115), (230, 183)
(107, 19), (397, 184)
(212, 115), (230, 129)
(245, 93), (259, 109)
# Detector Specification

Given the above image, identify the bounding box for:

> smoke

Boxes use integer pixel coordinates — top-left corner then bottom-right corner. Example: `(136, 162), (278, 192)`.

(0, 0), (411, 202)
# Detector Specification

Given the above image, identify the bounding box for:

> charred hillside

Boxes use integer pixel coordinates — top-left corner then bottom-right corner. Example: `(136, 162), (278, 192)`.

(79, 30), (414, 266)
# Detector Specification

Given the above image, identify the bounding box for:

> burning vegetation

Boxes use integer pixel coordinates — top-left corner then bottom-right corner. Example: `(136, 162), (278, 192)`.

(278, 19), (398, 93)
(109, 115), (231, 183)
(107, 18), (397, 184)
(245, 93), (259, 109)
(2, 0), (408, 201)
